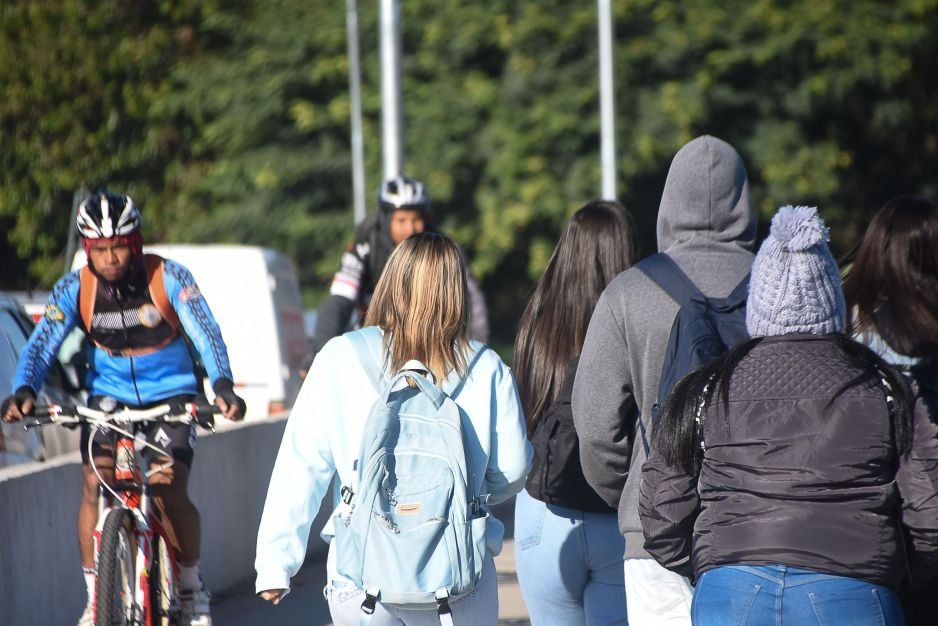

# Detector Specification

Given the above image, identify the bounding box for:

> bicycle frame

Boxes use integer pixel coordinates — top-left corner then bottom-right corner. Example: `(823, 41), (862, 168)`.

(93, 423), (170, 625)
(28, 403), (215, 626)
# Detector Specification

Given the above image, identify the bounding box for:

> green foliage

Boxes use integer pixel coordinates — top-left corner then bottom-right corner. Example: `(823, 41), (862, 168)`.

(611, 0), (938, 248)
(150, 0), (375, 306)
(2, 0), (937, 340)
(0, 0), (221, 286)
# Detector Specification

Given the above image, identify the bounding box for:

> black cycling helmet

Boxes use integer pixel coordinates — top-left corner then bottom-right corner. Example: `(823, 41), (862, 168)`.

(377, 175), (430, 214)
(76, 189), (141, 239)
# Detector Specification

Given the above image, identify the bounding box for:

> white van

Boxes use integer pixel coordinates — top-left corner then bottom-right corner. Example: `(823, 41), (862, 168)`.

(73, 245), (305, 421)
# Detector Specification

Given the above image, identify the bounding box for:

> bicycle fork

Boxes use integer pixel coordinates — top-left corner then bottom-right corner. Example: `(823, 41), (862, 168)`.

(94, 489), (162, 624)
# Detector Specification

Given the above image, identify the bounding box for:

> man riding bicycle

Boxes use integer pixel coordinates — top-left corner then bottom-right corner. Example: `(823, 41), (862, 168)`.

(1, 189), (246, 626)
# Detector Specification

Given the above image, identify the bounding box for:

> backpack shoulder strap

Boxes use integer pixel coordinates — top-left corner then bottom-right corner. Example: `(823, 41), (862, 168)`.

(636, 254), (702, 306)
(443, 344), (490, 398)
(144, 254), (180, 330)
(726, 272), (751, 302)
(347, 329), (385, 395)
(78, 266), (97, 333)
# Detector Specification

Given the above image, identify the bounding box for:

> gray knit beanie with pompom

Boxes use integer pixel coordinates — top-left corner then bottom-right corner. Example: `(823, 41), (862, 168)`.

(746, 205), (846, 337)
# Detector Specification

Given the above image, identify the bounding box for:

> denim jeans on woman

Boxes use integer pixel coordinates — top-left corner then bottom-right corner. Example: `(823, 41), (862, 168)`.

(514, 489), (627, 625)
(692, 564), (905, 626)
(323, 541), (499, 626)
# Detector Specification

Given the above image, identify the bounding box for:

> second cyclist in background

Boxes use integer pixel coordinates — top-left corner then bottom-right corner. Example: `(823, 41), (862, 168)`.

(1, 189), (246, 626)
(307, 175), (489, 369)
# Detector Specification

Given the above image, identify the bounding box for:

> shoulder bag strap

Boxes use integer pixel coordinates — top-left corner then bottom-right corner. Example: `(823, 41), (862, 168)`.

(347, 329), (385, 395)
(442, 344), (490, 398)
(636, 254), (702, 306)
(726, 272), (751, 302)
(78, 266), (97, 333)
(144, 254), (181, 330)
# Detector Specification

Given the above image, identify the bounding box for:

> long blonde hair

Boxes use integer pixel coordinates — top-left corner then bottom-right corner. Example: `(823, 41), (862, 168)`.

(364, 231), (470, 384)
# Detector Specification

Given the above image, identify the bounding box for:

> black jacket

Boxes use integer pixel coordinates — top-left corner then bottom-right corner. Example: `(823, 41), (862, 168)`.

(310, 214), (394, 355)
(310, 216), (489, 357)
(526, 359), (613, 512)
(639, 334), (938, 588)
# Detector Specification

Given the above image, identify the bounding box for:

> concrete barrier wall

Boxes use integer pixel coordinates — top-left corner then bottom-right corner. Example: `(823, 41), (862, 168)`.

(0, 416), (331, 626)
(0, 453), (84, 626)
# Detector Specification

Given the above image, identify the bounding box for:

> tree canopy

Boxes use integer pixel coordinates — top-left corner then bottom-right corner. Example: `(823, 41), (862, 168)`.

(2, 0), (937, 342)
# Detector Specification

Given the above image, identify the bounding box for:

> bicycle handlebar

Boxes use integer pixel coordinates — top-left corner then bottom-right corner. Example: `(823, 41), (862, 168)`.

(25, 402), (219, 431)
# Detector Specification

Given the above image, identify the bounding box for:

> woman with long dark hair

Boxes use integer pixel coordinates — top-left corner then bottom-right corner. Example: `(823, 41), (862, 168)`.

(639, 205), (938, 625)
(843, 195), (938, 625)
(512, 200), (639, 625)
(844, 195), (938, 363)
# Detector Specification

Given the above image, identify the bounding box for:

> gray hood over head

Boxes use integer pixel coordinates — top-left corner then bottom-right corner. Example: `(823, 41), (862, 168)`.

(573, 134), (758, 555)
(656, 135), (757, 253)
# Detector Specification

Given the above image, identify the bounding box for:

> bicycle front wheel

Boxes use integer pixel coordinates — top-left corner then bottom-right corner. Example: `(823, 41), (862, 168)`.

(96, 509), (140, 626)
(149, 531), (177, 626)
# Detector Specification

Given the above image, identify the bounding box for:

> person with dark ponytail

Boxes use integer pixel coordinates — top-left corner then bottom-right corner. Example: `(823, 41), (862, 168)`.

(512, 200), (638, 625)
(639, 205), (938, 625)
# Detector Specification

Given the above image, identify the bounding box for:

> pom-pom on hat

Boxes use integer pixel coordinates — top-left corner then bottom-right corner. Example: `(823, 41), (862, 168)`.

(746, 205), (846, 337)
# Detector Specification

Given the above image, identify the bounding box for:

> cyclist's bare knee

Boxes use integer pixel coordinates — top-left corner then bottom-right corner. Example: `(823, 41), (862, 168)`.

(148, 456), (188, 489)
(83, 457), (114, 501)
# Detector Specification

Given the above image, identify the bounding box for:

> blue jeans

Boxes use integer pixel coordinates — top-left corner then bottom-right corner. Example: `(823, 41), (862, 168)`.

(692, 564), (905, 626)
(514, 489), (627, 625)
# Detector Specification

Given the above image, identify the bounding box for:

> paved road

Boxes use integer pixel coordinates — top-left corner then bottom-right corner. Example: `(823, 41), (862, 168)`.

(215, 502), (531, 625)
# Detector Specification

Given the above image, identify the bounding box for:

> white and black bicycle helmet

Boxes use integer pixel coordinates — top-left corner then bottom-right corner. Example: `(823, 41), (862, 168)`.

(76, 189), (141, 239)
(377, 175), (430, 214)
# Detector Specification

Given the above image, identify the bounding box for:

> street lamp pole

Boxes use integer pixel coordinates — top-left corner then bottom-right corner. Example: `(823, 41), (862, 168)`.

(346, 0), (366, 224)
(380, 0), (404, 181)
(598, 0), (616, 200)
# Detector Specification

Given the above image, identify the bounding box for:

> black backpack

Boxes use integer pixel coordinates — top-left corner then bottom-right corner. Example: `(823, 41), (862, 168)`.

(525, 358), (611, 512)
(637, 254), (750, 454)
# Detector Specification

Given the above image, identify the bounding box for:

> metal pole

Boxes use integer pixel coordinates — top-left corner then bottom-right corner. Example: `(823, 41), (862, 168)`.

(380, 0), (404, 180)
(346, 0), (366, 224)
(598, 0), (616, 200)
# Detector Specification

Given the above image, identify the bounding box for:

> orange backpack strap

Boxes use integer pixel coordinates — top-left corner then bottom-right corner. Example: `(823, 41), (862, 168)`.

(78, 266), (97, 333)
(144, 254), (181, 331)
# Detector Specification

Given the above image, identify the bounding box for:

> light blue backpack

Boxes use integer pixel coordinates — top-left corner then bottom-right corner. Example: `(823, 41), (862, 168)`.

(334, 329), (490, 624)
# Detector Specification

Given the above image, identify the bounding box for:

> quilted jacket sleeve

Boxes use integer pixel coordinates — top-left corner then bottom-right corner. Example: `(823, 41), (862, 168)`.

(896, 393), (938, 586)
(639, 445), (699, 578)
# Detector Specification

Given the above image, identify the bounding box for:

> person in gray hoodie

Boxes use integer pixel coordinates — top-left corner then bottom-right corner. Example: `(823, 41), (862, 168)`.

(572, 135), (756, 624)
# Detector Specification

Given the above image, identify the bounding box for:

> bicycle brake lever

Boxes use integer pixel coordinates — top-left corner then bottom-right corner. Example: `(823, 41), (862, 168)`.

(200, 415), (216, 432)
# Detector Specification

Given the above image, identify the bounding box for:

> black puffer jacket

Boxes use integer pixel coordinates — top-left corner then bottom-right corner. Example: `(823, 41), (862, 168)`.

(639, 334), (938, 588)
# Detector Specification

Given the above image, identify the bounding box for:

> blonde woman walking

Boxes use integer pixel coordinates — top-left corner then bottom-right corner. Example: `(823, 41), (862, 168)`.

(255, 232), (532, 625)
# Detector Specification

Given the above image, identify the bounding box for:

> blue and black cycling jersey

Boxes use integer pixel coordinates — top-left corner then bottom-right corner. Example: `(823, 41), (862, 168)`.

(13, 258), (233, 406)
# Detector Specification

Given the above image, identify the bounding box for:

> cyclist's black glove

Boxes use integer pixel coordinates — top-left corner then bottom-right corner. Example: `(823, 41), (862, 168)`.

(213, 378), (246, 419)
(1, 386), (37, 421)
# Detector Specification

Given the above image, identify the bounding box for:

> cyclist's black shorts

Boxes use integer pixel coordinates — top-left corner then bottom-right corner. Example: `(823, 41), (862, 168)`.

(79, 394), (197, 468)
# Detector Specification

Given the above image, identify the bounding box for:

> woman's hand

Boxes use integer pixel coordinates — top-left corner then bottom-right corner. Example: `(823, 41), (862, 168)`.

(259, 589), (287, 604)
